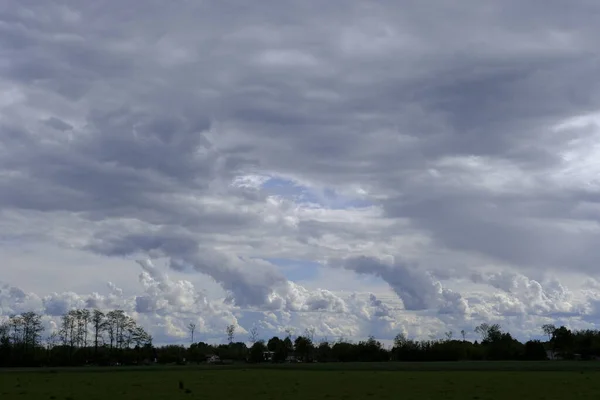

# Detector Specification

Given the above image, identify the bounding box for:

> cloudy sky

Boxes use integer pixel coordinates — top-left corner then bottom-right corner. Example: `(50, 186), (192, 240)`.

(2, 0), (600, 345)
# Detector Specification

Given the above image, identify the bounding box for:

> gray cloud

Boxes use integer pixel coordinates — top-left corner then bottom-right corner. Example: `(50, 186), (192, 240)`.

(1, 0), (600, 341)
(335, 255), (468, 315)
(84, 229), (287, 308)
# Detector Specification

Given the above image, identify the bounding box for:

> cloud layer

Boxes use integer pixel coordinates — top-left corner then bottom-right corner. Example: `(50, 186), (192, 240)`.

(2, 0), (600, 343)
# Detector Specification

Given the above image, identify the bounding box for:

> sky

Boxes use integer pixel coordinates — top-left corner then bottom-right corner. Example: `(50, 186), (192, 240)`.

(2, 0), (600, 346)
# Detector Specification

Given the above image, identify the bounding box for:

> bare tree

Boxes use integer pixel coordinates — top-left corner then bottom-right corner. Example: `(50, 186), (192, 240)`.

(121, 315), (135, 349)
(444, 330), (453, 341)
(226, 324), (235, 344)
(81, 309), (91, 348)
(91, 310), (106, 355)
(104, 310), (133, 350)
(68, 310), (79, 348)
(109, 311), (134, 350)
(74, 309), (88, 348)
(304, 327), (316, 343)
(46, 331), (59, 351)
(59, 311), (76, 349)
(188, 323), (197, 344)
(3, 313), (44, 355)
(123, 316), (138, 349)
(132, 325), (152, 347)
(461, 329), (466, 342)
(248, 326), (259, 344)
(21, 312), (44, 351)
(475, 323), (501, 342)
(10, 315), (24, 346)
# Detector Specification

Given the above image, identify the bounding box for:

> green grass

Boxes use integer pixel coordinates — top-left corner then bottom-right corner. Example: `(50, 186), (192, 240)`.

(2, 363), (600, 399)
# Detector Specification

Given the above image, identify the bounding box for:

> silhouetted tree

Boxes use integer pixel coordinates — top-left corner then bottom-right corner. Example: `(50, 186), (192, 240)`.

(249, 340), (267, 363)
(542, 324), (556, 342)
(248, 326), (259, 344)
(91, 310), (106, 357)
(475, 323), (502, 343)
(551, 326), (574, 358)
(316, 341), (332, 362)
(266, 336), (289, 362)
(524, 340), (547, 360)
(11, 308), (600, 368)
(226, 325), (235, 344)
(294, 335), (314, 362)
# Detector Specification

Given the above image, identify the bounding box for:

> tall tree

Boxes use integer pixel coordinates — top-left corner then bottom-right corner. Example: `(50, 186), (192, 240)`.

(67, 310), (78, 349)
(248, 326), (259, 345)
(249, 340), (267, 363)
(106, 310), (118, 349)
(294, 335), (314, 362)
(75, 309), (86, 348)
(91, 310), (106, 355)
(304, 328), (316, 343)
(81, 309), (91, 348)
(10, 314), (24, 346)
(542, 324), (557, 342)
(552, 326), (574, 355)
(106, 310), (130, 349)
(21, 311), (44, 351)
(475, 323), (502, 343)
(121, 315), (136, 349)
(132, 325), (152, 347)
(226, 324), (235, 344)
(46, 331), (59, 351)
(115, 311), (133, 349)
(267, 336), (281, 352)
(1, 308), (153, 367)
(59, 312), (74, 348)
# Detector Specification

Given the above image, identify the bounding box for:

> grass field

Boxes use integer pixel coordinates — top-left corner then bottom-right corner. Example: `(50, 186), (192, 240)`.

(2, 362), (600, 399)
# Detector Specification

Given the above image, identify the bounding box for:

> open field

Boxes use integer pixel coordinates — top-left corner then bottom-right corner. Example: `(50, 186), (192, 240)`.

(2, 363), (600, 399)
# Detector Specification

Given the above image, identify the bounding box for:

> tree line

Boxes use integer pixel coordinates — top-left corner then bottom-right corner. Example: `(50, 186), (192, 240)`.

(2, 310), (600, 367)
(0, 309), (152, 367)
(151, 323), (600, 364)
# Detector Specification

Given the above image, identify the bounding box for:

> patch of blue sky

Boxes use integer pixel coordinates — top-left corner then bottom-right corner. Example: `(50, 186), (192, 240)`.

(261, 176), (372, 209)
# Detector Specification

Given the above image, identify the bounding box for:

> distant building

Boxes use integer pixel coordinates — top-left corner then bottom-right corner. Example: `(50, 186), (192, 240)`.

(207, 355), (221, 364)
(285, 355), (299, 363)
(546, 350), (562, 360)
(263, 351), (275, 362)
